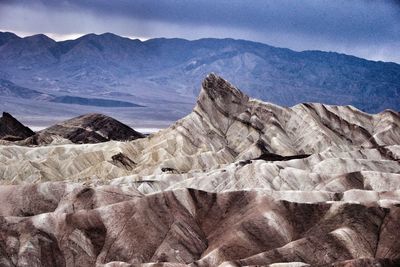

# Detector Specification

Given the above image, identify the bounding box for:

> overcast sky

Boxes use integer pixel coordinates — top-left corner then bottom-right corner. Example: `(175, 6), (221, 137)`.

(0, 0), (399, 63)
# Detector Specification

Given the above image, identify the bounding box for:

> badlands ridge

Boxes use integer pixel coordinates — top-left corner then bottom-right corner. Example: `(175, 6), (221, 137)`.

(0, 74), (399, 266)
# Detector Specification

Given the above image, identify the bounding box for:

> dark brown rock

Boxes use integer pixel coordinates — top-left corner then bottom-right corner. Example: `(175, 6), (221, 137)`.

(0, 112), (34, 141)
(20, 113), (144, 145)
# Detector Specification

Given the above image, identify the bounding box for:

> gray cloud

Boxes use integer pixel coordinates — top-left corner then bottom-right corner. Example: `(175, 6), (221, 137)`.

(0, 0), (400, 62)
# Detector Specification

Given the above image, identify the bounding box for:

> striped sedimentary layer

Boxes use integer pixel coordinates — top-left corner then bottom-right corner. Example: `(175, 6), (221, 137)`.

(0, 74), (399, 266)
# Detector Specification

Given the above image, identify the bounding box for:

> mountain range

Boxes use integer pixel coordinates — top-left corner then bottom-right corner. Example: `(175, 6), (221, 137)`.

(0, 74), (399, 266)
(0, 31), (399, 128)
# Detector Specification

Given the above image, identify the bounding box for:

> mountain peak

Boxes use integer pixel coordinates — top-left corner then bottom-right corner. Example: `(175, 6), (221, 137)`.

(0, 112), (34, 141)
(2, 111), (13, 118)
(202, 73), (247, 101)
(0, 31), (21, 46)
(25, 34), (55, 42)
(194, 74), (250, 134)
(99, 32), (119, 38)
(21, 113), (145, 145)
(197, 73), (249, 115)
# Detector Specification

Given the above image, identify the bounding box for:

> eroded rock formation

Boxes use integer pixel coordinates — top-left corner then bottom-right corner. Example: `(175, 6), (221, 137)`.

(0, 74), (399, 266)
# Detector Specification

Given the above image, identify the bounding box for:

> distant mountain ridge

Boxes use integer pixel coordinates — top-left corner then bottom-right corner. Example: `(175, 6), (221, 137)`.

(0, 31), (399, 117)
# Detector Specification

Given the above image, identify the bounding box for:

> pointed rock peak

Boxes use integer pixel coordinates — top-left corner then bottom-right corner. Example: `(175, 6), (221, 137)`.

(201, 73), (248, 103)
(2, 112), (14, 119)
(195, 74), (250, 127)
(1, 112), (29, 129)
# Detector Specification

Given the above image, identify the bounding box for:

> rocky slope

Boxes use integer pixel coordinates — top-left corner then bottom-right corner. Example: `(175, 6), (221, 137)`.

(19, 113), (145, 145)
(0, 112), (34, 141)
(0, 74), (399, 266)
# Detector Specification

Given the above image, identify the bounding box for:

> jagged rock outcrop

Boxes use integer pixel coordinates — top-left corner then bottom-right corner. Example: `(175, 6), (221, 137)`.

(19, 113), (145, 145)
(0, 74), (399, 266)
(0, 112), (34, 141)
